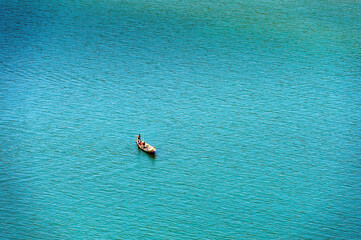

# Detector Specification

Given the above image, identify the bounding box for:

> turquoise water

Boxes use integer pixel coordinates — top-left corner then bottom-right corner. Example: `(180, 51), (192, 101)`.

(1, 0), (360, 239)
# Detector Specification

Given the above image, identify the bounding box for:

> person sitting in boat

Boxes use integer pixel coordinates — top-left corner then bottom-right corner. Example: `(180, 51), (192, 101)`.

(138, 134), (141, 140)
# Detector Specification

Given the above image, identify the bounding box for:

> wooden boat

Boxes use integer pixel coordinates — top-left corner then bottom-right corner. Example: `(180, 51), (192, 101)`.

(136, 138), (156, 154)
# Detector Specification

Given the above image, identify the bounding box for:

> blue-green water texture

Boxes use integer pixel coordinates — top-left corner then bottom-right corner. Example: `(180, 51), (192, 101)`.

(1, 0), (361, 239)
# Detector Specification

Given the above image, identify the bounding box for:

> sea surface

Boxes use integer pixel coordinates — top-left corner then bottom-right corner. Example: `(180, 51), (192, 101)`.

(1, 0), (360, 239)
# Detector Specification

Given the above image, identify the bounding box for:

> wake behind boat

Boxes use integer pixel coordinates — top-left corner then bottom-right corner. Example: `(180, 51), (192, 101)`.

(136, 135), (156, 154)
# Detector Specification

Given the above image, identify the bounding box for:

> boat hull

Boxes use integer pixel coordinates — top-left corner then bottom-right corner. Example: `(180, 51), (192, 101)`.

(136, 139), (156, 154)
